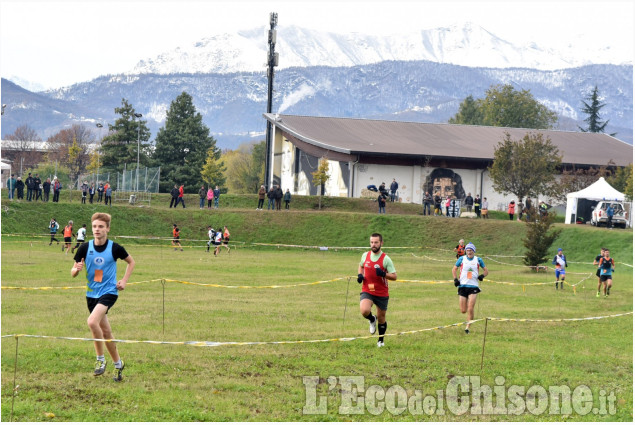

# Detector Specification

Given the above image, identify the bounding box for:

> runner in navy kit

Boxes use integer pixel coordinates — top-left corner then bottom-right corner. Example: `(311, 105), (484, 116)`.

(357, 233), (397, 347)
(71, 212), (135, 381)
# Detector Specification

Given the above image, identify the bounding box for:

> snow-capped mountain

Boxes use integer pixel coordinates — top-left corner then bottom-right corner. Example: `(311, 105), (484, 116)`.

(131, 22), (628, 76)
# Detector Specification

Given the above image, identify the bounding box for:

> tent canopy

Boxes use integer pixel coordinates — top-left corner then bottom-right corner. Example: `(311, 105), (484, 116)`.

(565, 177), (625, 224)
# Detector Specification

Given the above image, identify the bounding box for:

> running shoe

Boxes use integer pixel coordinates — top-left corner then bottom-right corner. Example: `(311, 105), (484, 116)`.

(93, 359), (106, 376)
(369, 315), (377, 335)
(113, 360), (125, 382)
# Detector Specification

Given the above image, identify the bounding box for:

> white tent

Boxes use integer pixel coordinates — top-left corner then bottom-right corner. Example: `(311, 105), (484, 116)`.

(0, 160), (11, 189)
(565, 177), (625, 224)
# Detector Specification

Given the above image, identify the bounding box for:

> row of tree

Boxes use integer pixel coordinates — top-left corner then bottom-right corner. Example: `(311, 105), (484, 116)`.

(4, 85), (629, 200)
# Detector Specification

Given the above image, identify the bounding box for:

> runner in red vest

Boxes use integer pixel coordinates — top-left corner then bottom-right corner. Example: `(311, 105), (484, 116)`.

(63, 220), (75, 255)
(357, 233), (397, 347)
(172, 224), (183, 251)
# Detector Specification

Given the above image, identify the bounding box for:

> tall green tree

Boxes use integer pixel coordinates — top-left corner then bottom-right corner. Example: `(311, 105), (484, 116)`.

(523, 212), (561, 267)
(448, 95), (483, 125)
(220, 141), (264, 194)
(101, 99), (151, 169)
(489, 132), (562, 202)
(153, 92), (219, 193)
(201, 147), (226, 189)
(449, 84), (557, 129)
(607, 164), (633, 197)
(579, 85), (613, 135)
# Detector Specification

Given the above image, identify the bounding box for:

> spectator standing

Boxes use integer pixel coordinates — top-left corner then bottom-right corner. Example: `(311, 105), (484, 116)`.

(422, 191), (432, 216)
(445, 196), (451, 217)
(213, 186), (220, 209)
(198, 185), (206, 209)
(267, 186), (275, 210)
(378, 182), (387, 196)
(389, 179), (398, 202)
(43, 178), (51, 202)
(517, 201), (524, 222)
(606, 204), (615, 229)
(377, 192), (387, 214)
(97, 183), (104, 203)
(433, 192), (442, 216)
(25, 172), (35, 201)
(52, 178), (62, 202)
(89, 183), (96, 204)
(257, 185), (266, 210)
(474, 194), (481, 218)
(16, 177), (24, 200)
(274, 185), (283, 210)
(283, 189), (292, 209)
(7, 174), (16, 200)
(81, 181), (89, 204)
(464, 193), (473, 213)
(49, 218), (60, 245)
(207, 187), (214, 209)
(525, 198), (533, 221)
(508, 200), (516, 221)
(34, 174), (42, 201)
(105, 185), (112, 207)
(481, 197), (489, 219)
(103, 182), (110, 205)
(169, 185), (179, 208)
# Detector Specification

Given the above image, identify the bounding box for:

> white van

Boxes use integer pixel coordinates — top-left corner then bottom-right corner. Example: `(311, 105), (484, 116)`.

(591, 201), (628, 228)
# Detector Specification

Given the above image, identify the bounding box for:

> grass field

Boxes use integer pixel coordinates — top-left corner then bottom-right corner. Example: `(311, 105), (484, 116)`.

(1, 228), (633, 421)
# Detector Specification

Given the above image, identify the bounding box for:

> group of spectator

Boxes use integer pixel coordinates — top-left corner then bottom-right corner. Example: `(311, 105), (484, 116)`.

(258, 185), (291, 210)
(6, 174), (113, 205)
(197, 185), (221, 209)
(422, 191), (489, 218)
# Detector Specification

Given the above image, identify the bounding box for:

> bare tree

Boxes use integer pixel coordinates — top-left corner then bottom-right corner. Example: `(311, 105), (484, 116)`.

(3, 124), (42, 171)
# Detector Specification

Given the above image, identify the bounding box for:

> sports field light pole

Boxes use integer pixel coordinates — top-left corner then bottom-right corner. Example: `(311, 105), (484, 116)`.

(133, 113), (143, 193)
(95, 123), (104, 184)
(264, 12), (278, 189)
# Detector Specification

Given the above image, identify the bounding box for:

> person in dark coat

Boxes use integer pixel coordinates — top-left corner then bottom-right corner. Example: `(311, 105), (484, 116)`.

(34, 174), (42, 201)
(389, 179), (398, 202)
(267, 186), (275, 210)
(25, 173), (35, 201)
(274, 185), (283, 210)
(16, 177), (25, 200)
(169, 185), (179, 208)
(283, 189), (292, 209)
(464, 193), (474, 213)
(43, 178), (51, 202)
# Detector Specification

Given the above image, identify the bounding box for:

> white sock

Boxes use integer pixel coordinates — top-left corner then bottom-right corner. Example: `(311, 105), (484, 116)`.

(114, 360), (123, 369)
(97, 355), (105, 362)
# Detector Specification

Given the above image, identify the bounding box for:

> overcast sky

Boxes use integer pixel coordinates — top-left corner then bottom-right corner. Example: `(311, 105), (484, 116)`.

(1, 0), (633, 90)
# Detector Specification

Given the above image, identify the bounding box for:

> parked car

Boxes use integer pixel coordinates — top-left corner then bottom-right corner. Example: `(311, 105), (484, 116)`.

(591, 201), (628, 228)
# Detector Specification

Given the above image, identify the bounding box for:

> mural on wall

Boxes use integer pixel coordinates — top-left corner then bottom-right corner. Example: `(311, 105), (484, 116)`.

(425, 168), (466, 200)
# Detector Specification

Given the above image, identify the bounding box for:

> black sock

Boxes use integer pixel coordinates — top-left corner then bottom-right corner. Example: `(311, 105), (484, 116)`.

(364, 312), (375, 322)
(378, 322), (387, 342)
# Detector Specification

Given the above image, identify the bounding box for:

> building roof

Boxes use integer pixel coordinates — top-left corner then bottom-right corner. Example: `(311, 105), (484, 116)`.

(263, 114), (633, 167)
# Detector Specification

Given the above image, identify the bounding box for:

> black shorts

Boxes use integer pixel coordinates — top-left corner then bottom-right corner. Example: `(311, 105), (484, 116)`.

(600, 275), (612, 282)
(86, 294), (118, 314)
(223, 237), (229, 245)
(173, 237), (179, 243)
(458, 286), (481, 298)
(360, 292), (389, 311)
(596, 269), (601, 278)
(214, 241), (221, 246)
(64, 237), (72, 243)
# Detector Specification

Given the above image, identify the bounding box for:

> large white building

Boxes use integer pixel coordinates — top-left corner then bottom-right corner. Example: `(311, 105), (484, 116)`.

(263, 114), (633, 211)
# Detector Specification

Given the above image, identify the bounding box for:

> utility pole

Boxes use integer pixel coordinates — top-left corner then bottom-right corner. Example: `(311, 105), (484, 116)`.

(264, 12), (278, 189)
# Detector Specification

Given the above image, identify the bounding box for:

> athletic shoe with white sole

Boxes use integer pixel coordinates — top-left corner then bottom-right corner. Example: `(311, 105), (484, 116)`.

(377, 341), (384, 347)
(93, 359), (106, 376)
(369, 315), (377, 334)
(113, 360), (125, 382)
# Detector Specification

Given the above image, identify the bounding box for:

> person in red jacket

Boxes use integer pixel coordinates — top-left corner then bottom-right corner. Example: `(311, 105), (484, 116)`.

(356, 233), (397, 347)
(176, 184), (186, 208)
